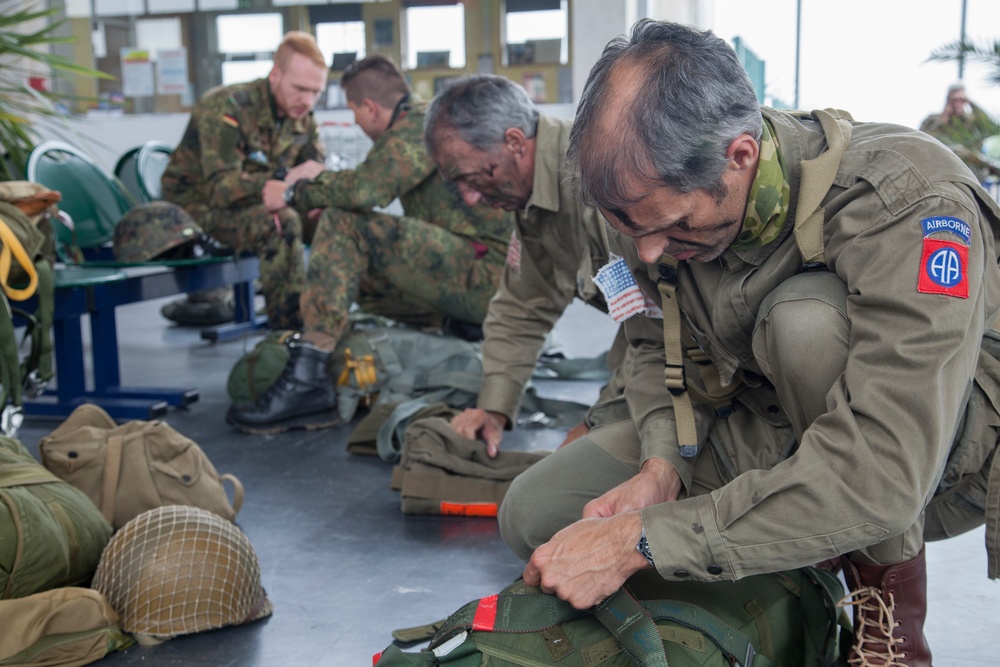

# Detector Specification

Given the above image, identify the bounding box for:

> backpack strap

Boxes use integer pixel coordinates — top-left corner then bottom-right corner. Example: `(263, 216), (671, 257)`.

(656, 258), (699, 457)
(792, 109), (853, 269)
(100, 433), (124, 524)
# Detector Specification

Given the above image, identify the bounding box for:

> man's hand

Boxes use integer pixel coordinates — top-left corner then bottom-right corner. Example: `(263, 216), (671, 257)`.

(286, 160), (326, 182)
(451, 408), (507, 458)
(558, 421), (590, 448)
(522, 511), (648, 609)
(584, 457), (681, 518)
(262, 179), (287, 213)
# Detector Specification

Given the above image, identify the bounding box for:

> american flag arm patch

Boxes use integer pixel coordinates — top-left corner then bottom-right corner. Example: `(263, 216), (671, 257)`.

(594, 256), (658, 322)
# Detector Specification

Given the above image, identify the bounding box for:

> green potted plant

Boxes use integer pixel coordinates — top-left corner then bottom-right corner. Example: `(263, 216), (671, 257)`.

(0, 0), (111, 180)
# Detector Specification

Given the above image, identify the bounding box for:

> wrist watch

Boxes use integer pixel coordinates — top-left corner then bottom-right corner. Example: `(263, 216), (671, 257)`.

(636, 526), (655, 567)
(283, 180), (298, 207)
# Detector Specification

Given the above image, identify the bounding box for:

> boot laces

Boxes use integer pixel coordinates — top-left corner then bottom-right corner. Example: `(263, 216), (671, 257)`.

(836, 585), (909, 667)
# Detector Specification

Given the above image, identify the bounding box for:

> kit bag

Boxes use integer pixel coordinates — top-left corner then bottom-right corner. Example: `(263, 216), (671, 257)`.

(227, 324), (483, 458)
(390, 415), (547, 516)
(375, 569), (848, 667)
(0, 436), (112, 600)
(0, 587), (133, 667)
(0, 187), (58, 437)
(37, 404), (244, 530)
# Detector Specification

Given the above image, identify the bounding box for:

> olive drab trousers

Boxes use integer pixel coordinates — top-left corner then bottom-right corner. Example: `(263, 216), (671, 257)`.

(500, 271), (997, 568)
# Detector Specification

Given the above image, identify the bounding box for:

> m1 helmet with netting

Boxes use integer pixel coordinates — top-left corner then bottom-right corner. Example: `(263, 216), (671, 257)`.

(91, 505), (272, 645)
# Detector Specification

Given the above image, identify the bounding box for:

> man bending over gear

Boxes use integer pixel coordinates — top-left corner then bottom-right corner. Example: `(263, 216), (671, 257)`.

(425, 74), (630, 456)
(161, 31), (327, 330)
(501, 19), (1000, 667)
(226, 55), (512, 435)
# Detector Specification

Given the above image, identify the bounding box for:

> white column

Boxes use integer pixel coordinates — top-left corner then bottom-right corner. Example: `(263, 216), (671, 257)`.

(570, 0), (712, 104)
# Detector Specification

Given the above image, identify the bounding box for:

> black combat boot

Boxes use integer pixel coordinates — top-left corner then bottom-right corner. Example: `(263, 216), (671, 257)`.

(226, 336), (339, 434)
(838, 548), (933, 666)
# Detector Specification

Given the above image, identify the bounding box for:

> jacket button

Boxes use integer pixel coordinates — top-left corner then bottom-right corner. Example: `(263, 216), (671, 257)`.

(707, 564), (723, 575)
(673, 570), (689, 578)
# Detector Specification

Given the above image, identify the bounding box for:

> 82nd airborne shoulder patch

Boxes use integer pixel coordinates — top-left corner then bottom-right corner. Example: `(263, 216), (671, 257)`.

(917, 216), (969, 299)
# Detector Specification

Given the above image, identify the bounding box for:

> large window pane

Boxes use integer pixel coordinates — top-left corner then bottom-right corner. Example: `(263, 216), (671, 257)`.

(217, 14), (283, 55)
(317, 21), (366, 70)
(505, 2), (567, 65)
(405, 4), (465, 69)
(221, 60), (274, 86)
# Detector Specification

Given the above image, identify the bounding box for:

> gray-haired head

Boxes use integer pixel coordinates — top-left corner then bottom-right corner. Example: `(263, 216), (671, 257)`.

(425, 74), (539, 155)
(568, 19), (763, 209)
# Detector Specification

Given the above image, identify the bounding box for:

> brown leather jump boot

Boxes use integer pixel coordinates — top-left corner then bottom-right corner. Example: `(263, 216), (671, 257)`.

(838, 548), (933, 666)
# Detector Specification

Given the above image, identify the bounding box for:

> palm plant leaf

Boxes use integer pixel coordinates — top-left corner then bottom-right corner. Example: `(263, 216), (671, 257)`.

(0, 0), (112, 180)
(927, 39), (1000, 87)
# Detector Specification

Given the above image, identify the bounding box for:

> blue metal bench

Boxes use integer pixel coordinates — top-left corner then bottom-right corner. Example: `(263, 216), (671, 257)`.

(23, 256), (261, 421)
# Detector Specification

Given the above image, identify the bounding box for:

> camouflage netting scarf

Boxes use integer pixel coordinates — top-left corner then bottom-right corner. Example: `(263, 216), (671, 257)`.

(731, 119), (790, 249)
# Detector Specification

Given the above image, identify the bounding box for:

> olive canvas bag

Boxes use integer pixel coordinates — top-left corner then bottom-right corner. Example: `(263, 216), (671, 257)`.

(37, 404), (243, 530)
(0, 436), (112, 600)
(375, 568), (848, 667)
(0, 587), (133, 667)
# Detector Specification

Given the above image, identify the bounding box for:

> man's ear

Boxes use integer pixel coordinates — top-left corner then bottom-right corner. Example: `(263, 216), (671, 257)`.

(504, 127), (527, 157)
(726, 134), (759, 173)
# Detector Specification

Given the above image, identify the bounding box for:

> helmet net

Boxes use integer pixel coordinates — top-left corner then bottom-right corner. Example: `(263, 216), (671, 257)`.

(92, 505), (272, 642)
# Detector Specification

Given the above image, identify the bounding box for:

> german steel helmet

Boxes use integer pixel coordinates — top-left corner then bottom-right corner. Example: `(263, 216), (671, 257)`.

(112, 202), (228, 263)
(91, 505), (272, 645)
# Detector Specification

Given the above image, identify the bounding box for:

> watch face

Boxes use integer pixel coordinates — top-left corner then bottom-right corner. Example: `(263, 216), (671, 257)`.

(283, 185), (295, 205)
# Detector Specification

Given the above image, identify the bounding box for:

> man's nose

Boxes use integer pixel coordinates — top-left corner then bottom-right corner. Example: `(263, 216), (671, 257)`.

(457, 182), (483, 206)
(634, 236), (666, 264)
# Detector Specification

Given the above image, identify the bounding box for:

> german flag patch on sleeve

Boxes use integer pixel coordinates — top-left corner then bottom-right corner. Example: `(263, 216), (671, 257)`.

(222, 113), (239, 128)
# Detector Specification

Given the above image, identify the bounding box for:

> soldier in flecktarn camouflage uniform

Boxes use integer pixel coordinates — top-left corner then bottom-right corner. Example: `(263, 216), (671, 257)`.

(160, 31), (328, 330)
(226, 55), (512, 435)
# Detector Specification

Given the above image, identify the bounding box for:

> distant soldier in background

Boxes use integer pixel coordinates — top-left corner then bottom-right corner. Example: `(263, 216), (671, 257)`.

(920, 82), (1000, 182)
(227, 55), (512, 435)
(161, 31), (328, 329)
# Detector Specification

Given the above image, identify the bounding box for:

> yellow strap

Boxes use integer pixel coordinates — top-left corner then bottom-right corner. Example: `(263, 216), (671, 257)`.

(0, 215), (37, 301)
(337, 348), (379, 389)
(656, 256), (699, 456)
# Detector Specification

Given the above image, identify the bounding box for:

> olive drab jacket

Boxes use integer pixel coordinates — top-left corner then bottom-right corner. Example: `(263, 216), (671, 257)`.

(476, 116), (615, 423)
(161, 78), (324, 211)
(619, 107), (1000, 581)
(293, 95), (511, 257)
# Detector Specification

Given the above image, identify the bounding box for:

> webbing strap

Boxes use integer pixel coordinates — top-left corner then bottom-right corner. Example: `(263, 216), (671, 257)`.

(593, 589), (669, 667)
(792, 109), (853, 268)
(638, 597), (767, 667)
(100, 433), (124, 524)
(367, 330), (404, 376)
(0, 462), (59, 487)
(0, 293), (21, 409)
(657, 258), (699, 456)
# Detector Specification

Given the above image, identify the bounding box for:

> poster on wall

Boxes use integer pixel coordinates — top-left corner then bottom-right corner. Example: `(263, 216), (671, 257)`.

(522, 73), (547, 104)
(157, 48), (188, 95)
(121, 48), (154, 97)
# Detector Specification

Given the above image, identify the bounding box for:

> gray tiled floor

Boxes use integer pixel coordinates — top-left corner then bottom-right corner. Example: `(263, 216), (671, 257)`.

(14, 297), (997, 666)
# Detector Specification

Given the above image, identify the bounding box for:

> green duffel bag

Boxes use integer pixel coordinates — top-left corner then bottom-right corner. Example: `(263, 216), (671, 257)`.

(375, 568), (849, 667)
(0, 436), (113, 599)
